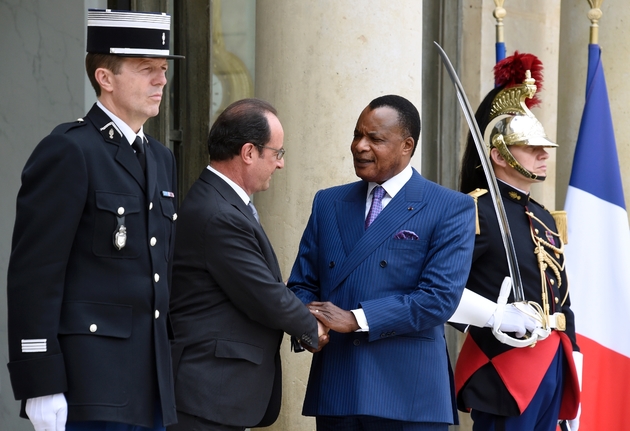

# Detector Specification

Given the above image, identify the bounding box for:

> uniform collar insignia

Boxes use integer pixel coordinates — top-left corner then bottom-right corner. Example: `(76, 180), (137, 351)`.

(99, 121), (123, 143)
(100, 121), (122, 135)
(498, 181), (529, 207)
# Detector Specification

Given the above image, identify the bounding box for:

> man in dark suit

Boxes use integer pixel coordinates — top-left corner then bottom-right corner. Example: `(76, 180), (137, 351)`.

(168, 98), (325, 431)
(7, 9), (183, 431)
(288, 95), (476, 431)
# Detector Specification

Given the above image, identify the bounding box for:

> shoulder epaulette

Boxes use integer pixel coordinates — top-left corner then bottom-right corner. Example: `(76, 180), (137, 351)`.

(51, 118), (88, 135)
(468, 188), (488, 199)
(550, 210), (568, 245)
(468, 188), (488, 235)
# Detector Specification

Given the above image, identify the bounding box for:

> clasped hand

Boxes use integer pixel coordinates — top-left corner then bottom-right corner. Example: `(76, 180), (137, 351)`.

(300, 301), (361, 353)
(308, 301), (360, 333)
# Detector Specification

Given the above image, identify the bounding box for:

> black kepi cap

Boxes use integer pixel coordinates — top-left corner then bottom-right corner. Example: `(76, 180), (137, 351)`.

(87, 9), (184, 59)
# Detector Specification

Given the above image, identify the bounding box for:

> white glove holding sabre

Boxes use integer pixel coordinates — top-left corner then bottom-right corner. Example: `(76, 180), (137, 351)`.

(487, 302), (536, 338)
(449, 277), (545, 346)
(26, 393), (67, 431)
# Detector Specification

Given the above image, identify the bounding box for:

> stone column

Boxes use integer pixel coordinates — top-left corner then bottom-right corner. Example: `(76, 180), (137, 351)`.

(557, 0), (630, 215)
(254, 1), (423, 429)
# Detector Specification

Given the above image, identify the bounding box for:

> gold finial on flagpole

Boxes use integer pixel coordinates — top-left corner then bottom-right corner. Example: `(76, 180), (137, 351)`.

(494, 0), (507, 43)
(587, 0), (604, 44)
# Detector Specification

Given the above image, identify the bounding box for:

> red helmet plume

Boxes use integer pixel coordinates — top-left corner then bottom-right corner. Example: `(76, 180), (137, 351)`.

(494, 51), (544, 108)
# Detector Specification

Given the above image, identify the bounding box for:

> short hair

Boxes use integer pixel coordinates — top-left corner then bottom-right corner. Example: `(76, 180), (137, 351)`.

(85, 53), (126, 97)
(368, 95), (421, 156)
(208, 98), (278, 161)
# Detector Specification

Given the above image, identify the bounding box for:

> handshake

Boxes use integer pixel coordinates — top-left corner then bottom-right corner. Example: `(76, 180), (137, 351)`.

(301, 301), (363, 353)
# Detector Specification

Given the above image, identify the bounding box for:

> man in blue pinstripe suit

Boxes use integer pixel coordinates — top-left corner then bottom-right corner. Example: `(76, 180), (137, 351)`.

(288, 95), (476, 431)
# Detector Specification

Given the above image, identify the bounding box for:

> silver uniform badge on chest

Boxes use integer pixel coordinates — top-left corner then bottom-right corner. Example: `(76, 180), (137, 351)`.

(109, 128), (114, 139)
(113, 224), (127, 250)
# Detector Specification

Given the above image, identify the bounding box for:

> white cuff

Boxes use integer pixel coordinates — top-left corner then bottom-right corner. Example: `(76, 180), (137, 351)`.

(351, 308), (369, 332)
(448, 288), (496, 327)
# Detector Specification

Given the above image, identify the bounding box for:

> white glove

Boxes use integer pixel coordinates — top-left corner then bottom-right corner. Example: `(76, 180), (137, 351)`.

(490, 278), (550, 347)
(449, 279), (545, 347)
(486, 303), (538, 338)
(567, 351), (584, 431)
(448, 283), (539, 337)
(26, 393), (67, 431)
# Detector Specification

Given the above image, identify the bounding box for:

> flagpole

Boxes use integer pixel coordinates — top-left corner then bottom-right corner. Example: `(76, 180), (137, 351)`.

(494, 0), (507, 64)
(587, 0), (603, 44)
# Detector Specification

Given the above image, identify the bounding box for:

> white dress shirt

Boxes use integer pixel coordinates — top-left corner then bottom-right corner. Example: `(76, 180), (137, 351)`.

(352, 164), (413, 331)
(207, 165), (252, 206)
(97, 101), (146, 146)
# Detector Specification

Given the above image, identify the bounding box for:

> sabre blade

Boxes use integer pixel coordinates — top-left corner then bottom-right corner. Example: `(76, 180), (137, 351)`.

(434, 41), (525, 302)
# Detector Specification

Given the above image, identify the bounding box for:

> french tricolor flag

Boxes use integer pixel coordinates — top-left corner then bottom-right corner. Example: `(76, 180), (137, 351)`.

(564, 44), (630, 430)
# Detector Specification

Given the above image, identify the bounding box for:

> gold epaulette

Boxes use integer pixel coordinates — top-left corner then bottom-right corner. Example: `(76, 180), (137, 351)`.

(550, 210), (568, 245)
(468, 188), (488, 235)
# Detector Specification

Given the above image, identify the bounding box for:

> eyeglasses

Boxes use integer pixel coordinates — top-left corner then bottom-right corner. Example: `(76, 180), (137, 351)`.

(257, 145), (286, 160)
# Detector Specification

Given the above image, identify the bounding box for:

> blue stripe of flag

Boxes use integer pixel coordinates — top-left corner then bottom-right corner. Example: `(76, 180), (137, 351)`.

(496, 42), (506, 64)
(495, 42), (506, 87)
(568, 44), (626, 210)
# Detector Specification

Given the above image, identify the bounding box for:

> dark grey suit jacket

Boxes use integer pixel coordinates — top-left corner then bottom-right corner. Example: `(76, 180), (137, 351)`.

(169, 168), (318, 428)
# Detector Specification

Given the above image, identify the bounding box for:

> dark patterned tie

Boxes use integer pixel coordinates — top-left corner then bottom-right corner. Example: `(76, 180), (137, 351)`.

(248, 201), (260, 224)
(365, 186), (386, 229)
(131, 136), (146, 174)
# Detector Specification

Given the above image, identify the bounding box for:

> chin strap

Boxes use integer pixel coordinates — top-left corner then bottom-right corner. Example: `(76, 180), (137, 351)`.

(491, 277), (551, 348)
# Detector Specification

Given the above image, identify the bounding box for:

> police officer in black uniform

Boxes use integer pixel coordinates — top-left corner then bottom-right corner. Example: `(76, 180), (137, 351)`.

(7, 9), (182, 431)
(454, 53), (582, 431)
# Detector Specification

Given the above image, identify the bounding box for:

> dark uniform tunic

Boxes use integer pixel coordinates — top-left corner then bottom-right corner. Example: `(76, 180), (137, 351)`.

(7, 104), (178, 428)
(455, 181), (580, 420)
